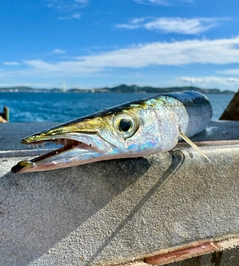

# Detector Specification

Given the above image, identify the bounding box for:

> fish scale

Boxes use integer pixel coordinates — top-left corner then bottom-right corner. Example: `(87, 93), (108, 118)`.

(12, 91), (212, 173)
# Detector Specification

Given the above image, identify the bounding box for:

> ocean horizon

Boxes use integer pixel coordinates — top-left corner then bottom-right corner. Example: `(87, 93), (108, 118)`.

(0, 92), (234, 123)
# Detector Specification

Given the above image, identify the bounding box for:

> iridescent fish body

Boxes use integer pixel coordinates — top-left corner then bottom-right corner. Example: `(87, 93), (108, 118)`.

(12, 91), (212, 173)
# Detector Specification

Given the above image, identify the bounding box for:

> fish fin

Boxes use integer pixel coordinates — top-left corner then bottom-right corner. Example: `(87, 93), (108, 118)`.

(179, 129), (211, 162)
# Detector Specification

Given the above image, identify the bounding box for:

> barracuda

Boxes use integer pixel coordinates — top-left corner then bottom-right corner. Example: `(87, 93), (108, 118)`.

(12, 91), (212, 173)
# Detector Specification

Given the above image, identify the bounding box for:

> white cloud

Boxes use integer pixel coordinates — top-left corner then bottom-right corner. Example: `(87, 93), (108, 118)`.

(227, 77), (239, 83)
(3, 62), (20, 66)
(133, 0), (194, 6)
(53, 49), (66, 54)
(58, 13), (81, 20)
(45, 0), (87, 19)
(179, 76), (239, 85)
(46, 0), (88, 9)
(220, 69), (239, 75)
(116, 17), (227, 35)
(71, 13), (81, 19)
(133, 0), (170, 5)
(75, 36), (239, 68)
(3, 36), (239, 79)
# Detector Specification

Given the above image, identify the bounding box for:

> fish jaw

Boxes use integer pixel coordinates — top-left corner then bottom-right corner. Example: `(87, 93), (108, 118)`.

(11, 129), (161, 174)
(11, 132), (114, 173)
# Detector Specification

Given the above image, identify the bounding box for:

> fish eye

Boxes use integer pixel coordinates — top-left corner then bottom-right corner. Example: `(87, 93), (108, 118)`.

(113, 113), (139, 138)
(119, 118), (132, 132)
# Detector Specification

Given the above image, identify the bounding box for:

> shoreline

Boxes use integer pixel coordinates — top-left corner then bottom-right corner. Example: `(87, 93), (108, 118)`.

(0, 84), (235, 95)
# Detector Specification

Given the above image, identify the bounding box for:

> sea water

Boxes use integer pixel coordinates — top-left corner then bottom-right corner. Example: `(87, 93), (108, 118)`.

(0, 92), (234, 122)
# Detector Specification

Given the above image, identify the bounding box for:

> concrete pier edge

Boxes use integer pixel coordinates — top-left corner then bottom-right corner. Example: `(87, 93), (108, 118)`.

(0, 121), (239, 265)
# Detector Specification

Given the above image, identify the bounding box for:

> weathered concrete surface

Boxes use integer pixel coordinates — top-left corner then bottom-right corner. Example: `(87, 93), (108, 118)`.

(0, 122), (239, 266)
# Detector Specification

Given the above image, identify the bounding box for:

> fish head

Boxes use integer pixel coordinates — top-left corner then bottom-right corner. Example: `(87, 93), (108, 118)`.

(12, 102), (169, 173)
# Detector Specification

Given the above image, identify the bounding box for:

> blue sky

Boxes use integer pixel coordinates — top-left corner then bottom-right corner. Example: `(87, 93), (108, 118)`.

(1, 0), (239, 91)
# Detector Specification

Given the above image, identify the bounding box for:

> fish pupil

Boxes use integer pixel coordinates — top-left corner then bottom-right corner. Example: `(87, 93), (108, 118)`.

(119, 119), (132, 132)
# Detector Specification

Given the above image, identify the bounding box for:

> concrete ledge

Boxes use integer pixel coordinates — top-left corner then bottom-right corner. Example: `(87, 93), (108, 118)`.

(0, 122), (239, 265)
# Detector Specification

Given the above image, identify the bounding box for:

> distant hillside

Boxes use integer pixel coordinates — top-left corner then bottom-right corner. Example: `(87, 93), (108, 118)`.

(94, 84), (234, 94)
(0, 84), (235, 94)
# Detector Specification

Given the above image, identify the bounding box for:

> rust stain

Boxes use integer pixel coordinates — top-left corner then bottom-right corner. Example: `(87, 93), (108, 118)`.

(144, 241), (220, 265)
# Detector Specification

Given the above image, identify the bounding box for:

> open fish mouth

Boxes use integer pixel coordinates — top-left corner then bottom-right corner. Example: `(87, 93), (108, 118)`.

(11, 91), (212, 174)
(11, 102), (143, 174)
(11, 133), (111, 173)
